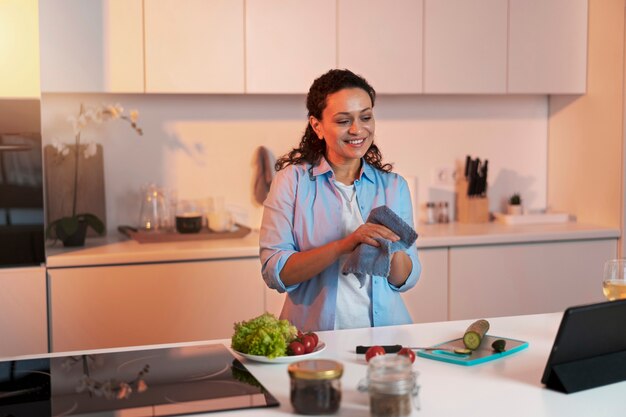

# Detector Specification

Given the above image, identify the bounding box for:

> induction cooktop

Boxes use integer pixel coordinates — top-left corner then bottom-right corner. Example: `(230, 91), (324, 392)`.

(0, 343), (279, 417)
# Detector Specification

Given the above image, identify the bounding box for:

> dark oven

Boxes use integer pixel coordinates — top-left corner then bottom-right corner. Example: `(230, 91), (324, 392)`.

(0, 99), (45, 266)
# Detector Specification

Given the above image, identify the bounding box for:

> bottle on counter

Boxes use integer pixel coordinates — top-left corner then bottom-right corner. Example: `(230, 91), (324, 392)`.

(288, 359), (343, 415)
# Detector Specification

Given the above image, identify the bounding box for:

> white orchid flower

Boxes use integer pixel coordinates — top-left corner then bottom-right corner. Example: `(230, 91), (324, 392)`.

(52, 139), (70, 156)
(68, 113), (88, 135)
(84, 142), (98, 159)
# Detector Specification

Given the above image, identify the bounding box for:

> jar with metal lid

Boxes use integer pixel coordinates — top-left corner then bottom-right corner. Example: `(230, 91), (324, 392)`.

(358, 354), (420, 417)
(287, 359), (343, 415)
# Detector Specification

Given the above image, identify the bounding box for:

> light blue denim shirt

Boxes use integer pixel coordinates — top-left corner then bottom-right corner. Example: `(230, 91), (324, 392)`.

(260, 157), (421, 332)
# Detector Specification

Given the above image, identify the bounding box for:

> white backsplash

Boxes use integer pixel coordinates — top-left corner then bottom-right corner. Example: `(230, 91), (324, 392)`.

(41, 93), (547, 232)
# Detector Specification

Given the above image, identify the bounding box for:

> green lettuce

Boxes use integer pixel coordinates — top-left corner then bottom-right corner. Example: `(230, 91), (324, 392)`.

(231, 313), (297, 358)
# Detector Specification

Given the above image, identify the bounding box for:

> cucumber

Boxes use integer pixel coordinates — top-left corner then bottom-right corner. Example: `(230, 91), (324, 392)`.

(463, 319), (490, 350)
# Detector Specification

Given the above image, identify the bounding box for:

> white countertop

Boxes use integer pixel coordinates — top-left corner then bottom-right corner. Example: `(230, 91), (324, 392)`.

(46, 222), (619, 268)
(6, 312), (623, 416)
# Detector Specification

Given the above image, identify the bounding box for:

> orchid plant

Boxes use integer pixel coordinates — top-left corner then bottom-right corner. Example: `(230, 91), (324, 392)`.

(47, 103), (143, 243)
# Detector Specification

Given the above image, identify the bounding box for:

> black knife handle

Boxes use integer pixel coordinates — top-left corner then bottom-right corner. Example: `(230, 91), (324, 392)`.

(356, 344), (403, 354)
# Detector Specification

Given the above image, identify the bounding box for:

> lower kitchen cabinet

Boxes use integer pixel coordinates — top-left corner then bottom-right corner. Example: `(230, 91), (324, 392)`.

(48, 258), (263, 352)
(400, 248), (448, 323)
(449, 239), (616, 320)
(0, 266), (48, 357)
(264, 248), (449, 324)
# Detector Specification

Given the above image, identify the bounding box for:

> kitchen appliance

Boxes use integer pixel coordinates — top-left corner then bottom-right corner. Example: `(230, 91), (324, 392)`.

(0, 99), (45, 266)
(0, 343), (279, 416)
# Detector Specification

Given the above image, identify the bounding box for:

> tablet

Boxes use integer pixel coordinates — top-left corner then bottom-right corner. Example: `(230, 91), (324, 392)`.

(541, 299), (626, 392)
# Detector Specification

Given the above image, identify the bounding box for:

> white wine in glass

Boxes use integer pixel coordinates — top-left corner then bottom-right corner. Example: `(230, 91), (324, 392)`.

(602, 259), (626, 301)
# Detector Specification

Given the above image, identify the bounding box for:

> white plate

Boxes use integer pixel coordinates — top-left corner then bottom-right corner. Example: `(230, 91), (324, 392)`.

(233, 342), (326, 364)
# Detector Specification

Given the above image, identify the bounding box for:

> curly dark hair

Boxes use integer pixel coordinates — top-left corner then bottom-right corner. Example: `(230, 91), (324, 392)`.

(275, 69), (392, 174)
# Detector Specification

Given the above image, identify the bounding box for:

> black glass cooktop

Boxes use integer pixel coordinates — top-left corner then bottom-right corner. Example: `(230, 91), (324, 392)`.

(0, 344), (279, 417)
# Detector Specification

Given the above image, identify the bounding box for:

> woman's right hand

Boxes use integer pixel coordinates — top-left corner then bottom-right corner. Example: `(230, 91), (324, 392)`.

(341, 223), (400, 254)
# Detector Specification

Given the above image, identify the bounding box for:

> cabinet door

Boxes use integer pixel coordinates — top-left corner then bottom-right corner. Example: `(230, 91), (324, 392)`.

(0, 0), (40, 98)
(0, 267), (47, 357)
(48, 259), (264, 352)
(423, 0), (507, 93)
(401, 248), (448, 323)
(144, 0), (244, 93)
(337, 0), (423, 93)
(508, 0), (587, 94)
(39, 0), (143, 93)
(449, 239), (616, 320)
(246, 0), (336, 93)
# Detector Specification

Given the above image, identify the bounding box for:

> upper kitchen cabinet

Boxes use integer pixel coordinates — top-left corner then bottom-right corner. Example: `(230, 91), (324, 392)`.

(144, 0), (244, 93)
(0, 0), (40, 98)
(246, 0), (336, 93)
(39, 0), (143, 93)
(337, 0), (423, 94)
(423, 0), (508, 94)
(508, 0), (588, 94)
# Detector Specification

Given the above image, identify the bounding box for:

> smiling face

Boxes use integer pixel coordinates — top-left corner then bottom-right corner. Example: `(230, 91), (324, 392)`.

(309, 87), (375, 170)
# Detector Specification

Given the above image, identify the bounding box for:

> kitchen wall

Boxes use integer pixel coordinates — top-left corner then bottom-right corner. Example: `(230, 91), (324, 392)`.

(41, 93), (548, 232)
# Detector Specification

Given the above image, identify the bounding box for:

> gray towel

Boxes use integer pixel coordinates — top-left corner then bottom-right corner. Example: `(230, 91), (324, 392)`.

(342, 205), (418, 279)
(253, 146), (275, 205)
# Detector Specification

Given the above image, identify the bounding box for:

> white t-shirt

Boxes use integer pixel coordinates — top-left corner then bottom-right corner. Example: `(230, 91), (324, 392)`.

(332, 179), (373, 330)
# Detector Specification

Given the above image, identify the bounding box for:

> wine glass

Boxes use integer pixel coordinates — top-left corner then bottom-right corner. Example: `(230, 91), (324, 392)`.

(602, 259), (626, 301)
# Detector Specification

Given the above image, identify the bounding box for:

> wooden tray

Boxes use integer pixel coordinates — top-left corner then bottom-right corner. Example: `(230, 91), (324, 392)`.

(118, 224), (251, 244)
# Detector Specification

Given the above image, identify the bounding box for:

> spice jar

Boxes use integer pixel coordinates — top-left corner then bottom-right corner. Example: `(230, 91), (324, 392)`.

(358, 354), (420, 417)
(437, 201), (450, 223)
(426, 202), (436, 224)
(288, 359), (343, 415)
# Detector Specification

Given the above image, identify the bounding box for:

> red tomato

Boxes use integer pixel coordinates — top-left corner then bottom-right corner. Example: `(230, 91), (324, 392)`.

(288, 341), (305, 356)
(397, 347), (416, 363)
(301, 335), (315, 354)
(365, 346), (386, 362)
(306, 332), (319, 348)
(297, 330), (305, 339)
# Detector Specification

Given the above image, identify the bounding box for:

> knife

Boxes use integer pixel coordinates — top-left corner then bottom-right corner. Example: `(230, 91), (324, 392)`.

(355, 345), (467, 354)
(480, 159), (488, 196)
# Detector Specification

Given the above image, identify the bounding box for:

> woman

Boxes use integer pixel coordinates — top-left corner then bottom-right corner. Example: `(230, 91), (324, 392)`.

(260, 69), (421, 332)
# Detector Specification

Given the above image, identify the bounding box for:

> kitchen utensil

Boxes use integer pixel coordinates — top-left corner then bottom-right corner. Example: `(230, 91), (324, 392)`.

(356, 345), (464, 354)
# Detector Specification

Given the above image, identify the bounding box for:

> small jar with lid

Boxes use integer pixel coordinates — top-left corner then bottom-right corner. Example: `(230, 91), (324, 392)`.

(426, 202), (437, 224)
(287, 359), (343, 415)
(358, 354), (420, 417)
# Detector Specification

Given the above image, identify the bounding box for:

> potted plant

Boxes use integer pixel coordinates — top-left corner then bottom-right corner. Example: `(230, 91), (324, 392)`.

(46, 103), (143, 246)
(507, 193), (523, 215)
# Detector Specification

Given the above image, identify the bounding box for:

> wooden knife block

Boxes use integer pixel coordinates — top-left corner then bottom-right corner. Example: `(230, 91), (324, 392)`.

(456, 178), (489, 223)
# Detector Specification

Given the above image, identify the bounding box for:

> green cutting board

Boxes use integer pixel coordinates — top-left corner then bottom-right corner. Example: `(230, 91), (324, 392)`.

(417, 335), (528, 366)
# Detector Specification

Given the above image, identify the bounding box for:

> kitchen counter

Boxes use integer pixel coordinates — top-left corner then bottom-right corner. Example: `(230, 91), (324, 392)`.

(4, 312), (623, 416)
(46, 221), (619, 268)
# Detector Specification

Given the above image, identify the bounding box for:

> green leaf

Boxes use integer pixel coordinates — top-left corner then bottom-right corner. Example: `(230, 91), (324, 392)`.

(46, 219), (59, 240)
(78, 213), (105, 235)
(59, 216), (79, 236)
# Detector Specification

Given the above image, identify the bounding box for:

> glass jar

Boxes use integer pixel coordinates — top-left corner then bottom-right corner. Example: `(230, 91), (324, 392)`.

(287, 359), (343, 415)
(426, 202), (436, 224)
(358, 354), (420, 417)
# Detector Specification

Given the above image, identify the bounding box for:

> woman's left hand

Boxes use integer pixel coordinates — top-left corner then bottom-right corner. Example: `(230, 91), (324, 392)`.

(341, 223), (399, 253)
